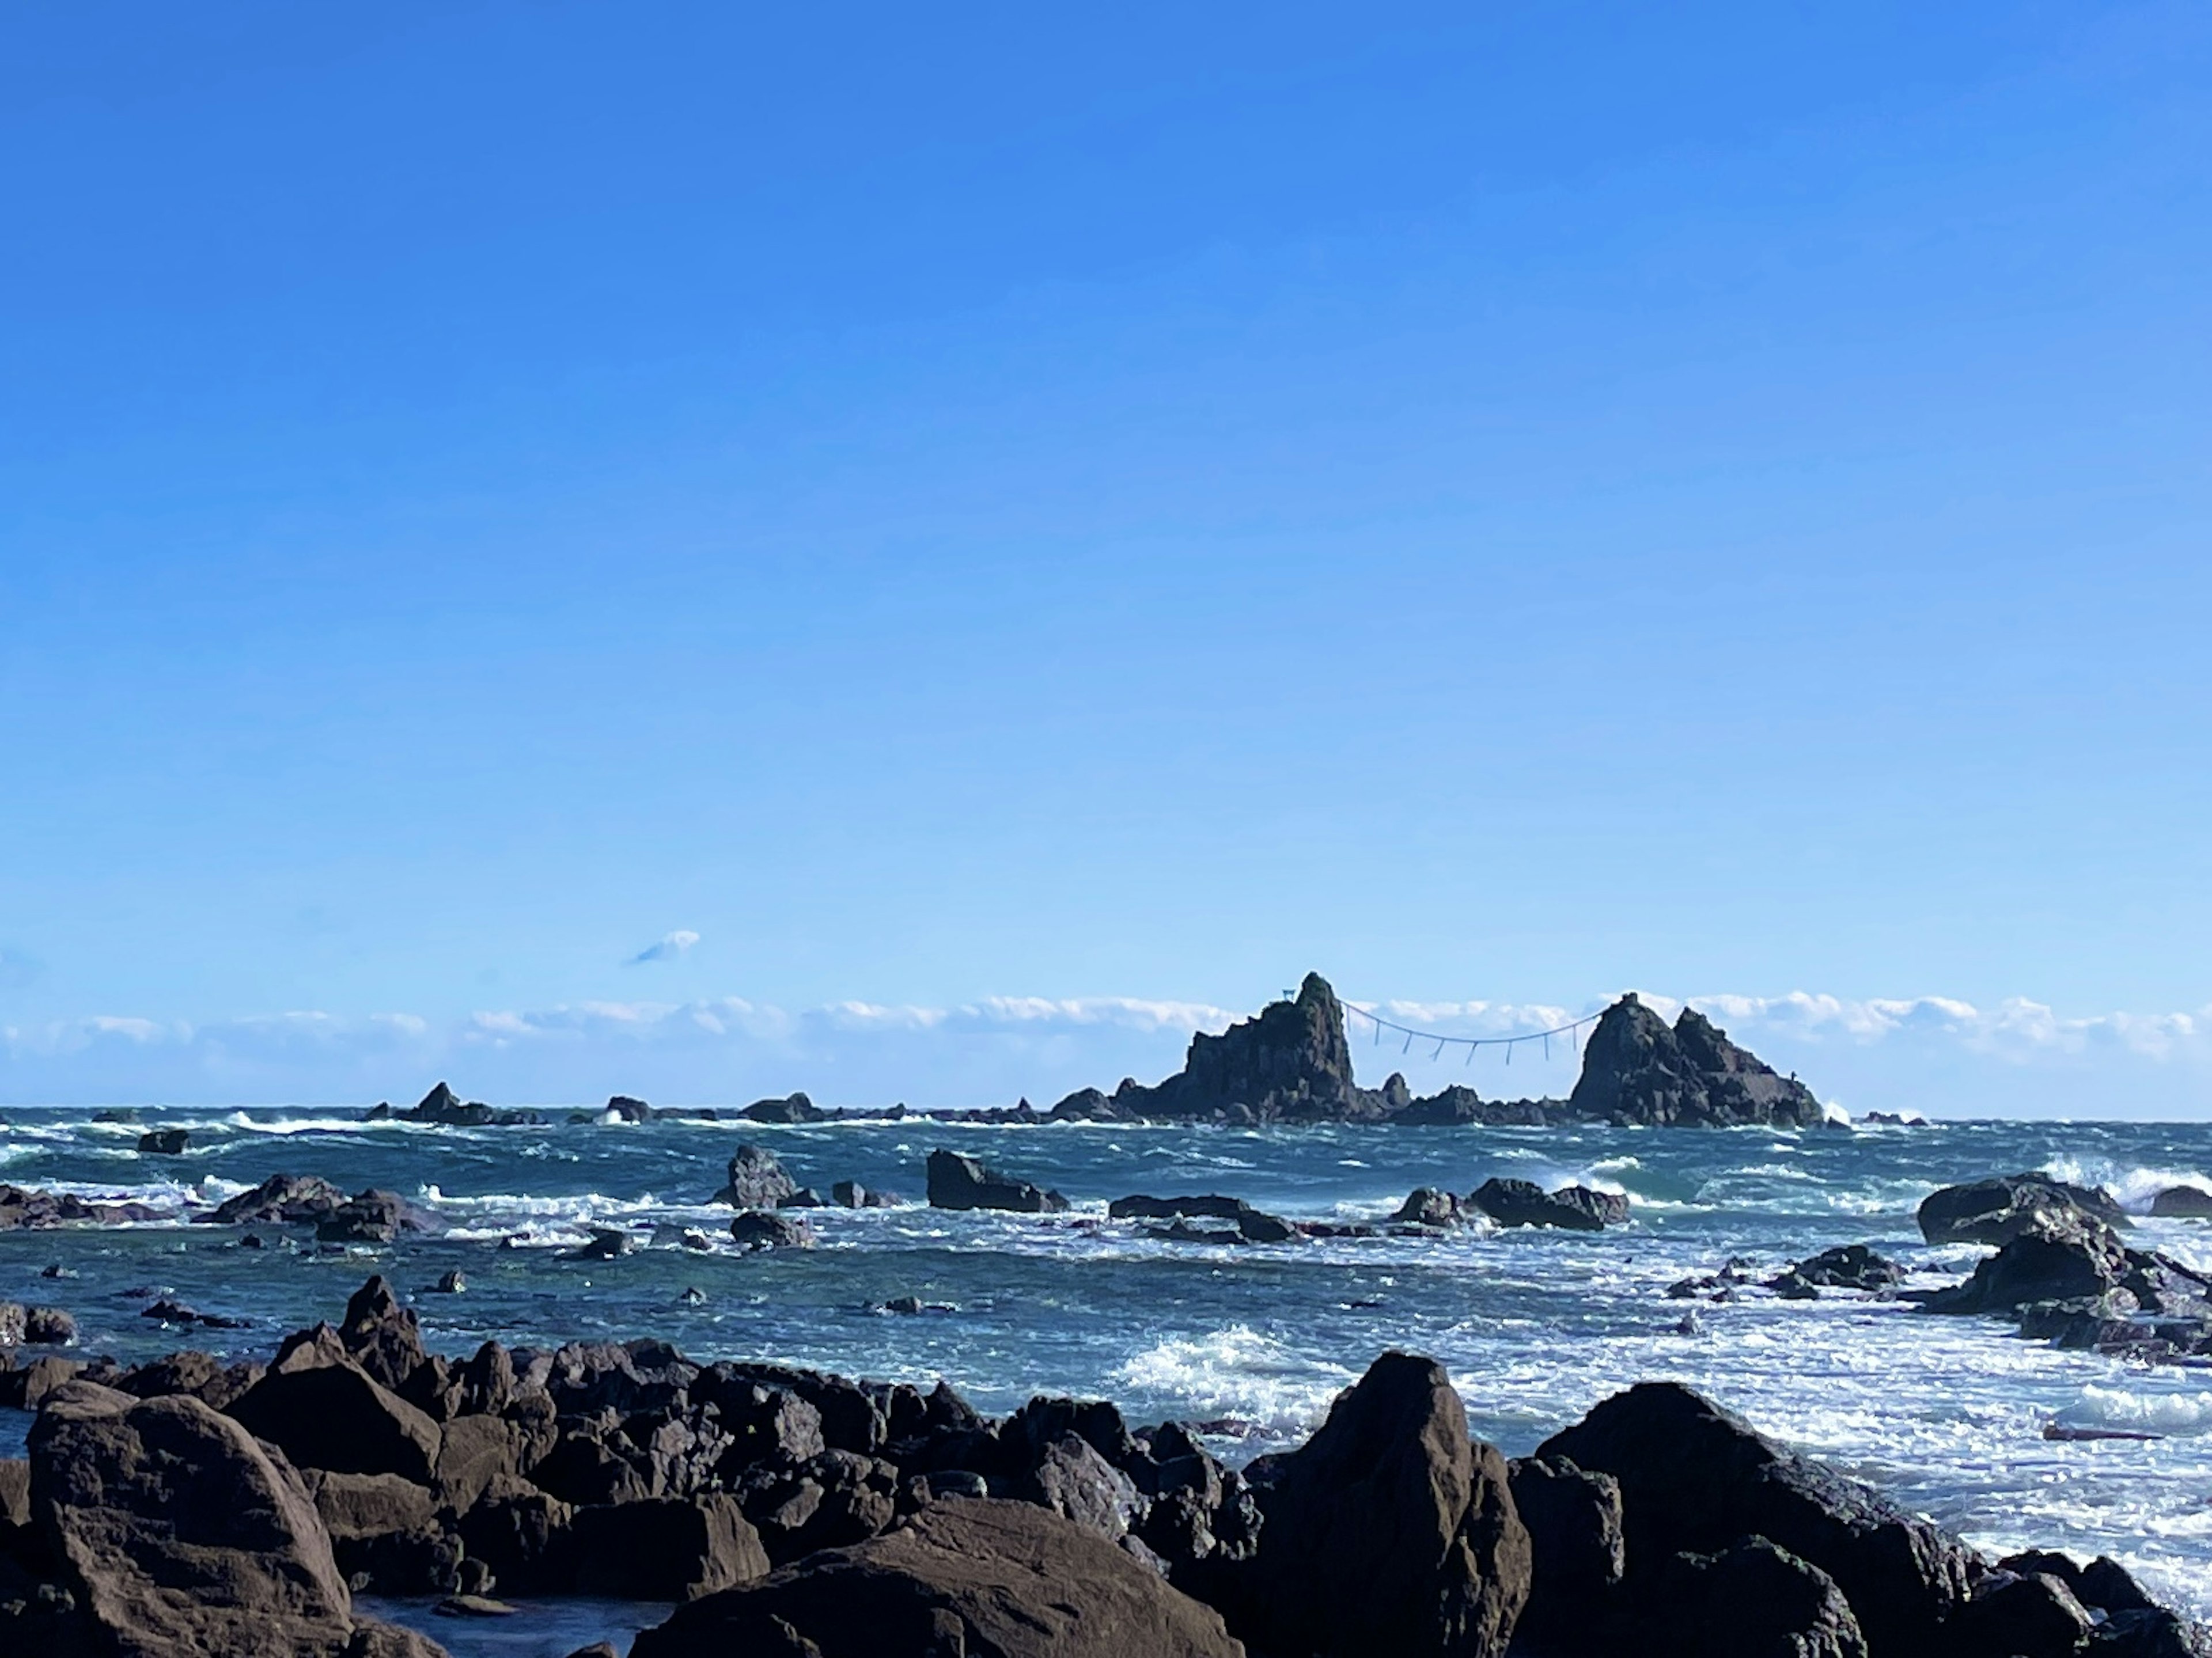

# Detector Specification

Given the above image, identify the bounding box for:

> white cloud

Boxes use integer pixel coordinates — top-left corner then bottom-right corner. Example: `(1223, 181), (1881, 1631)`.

(628, 929), (700, 965)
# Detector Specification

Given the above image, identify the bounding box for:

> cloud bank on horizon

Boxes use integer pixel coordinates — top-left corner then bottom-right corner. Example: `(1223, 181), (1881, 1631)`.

(4, 984), (2207, 1118)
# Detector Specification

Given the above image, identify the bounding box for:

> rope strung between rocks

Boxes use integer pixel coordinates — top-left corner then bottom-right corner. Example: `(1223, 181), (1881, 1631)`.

(1338, 1001), (1603, 1065)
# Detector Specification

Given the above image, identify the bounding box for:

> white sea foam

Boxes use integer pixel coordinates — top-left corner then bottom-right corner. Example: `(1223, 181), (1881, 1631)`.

(1112, 1326), (1357, 1436)
(2040, 1156), (2212, 1215)
(2056, 1383), (2212, 1437)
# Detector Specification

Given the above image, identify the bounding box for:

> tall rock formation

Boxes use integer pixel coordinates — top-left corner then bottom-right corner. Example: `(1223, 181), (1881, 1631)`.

(1568, 995), (1824, 1128)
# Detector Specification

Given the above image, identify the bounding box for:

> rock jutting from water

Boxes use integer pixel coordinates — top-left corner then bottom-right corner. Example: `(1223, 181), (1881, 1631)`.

(1, 1276), (2203, 1658)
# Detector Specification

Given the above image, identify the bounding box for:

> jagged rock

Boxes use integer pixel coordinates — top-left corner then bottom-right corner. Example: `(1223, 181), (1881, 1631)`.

(730, 1212), (815, 1250)
(1467, 1178), (1628, 1231)
(831, 1180), (899, 1208)
(1508, 1455), (1625, 1650)
(1918, 1174), (2128, 1246)
(336, 1277), (428, 1394)
(457, 1485), (573, 1594)
(926, 1150), (1069, 1213)
(1645, 1538), (1868, 1658)
(196, 1174), (349, 1227)
(1018, 1433), (1143, 1542)
(1920, 1224), (2131, 1315)
(742, 1092), (824, 1124)
(115, 1352), (266, 1412)
(136, 1129), (190, 1155)
(1569, 994), (1826, 1128)
(1100, 973), (1387, 1124)
(714, 1144), (800, 1209)
(29, 1386), (385, 1657)
(1539, 1381), (1977, 1658)
(2149, 1186), (2212, 1220)
(228, 1359), (444, 1484)
(1771, 1245), (1904, 1295)
(1238, 1351), (1529, 1658)
(385, 1082), (545, 1127)
(628, 1498), (1246, 1658)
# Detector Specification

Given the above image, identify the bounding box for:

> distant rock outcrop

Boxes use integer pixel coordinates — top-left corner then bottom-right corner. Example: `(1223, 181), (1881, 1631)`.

(1567, 995), (1825, 1128)
(368, 1083), (547, 1128)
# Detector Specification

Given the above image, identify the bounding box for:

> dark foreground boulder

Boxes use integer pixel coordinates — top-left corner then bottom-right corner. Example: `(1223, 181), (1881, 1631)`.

(927, 1149), (1069, 1213)
(1507, 1455), (1625, 1651)
(1467, 1178), (1629, 1232)
(1237, 1351), (1529, 1658)
(1539, 1382), (1977, 1658)
(629, 1497), (1245, 1658)
(1646, 1538), (1868, 1658)
(227, 1359), (444, 1484)
(1919, 1223), (2131, 1315)
(29, 1383), (444, 1657)
(1918, 1173), (2128, 1246)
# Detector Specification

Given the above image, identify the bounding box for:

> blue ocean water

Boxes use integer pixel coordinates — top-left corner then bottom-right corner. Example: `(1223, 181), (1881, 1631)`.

(3, 1106), (2211, 1626)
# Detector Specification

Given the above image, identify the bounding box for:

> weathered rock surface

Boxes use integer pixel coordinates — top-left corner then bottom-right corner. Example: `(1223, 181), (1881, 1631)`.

(228, 1360), (444, 1485)
(713, 1144), (799, 1209)
(29, 1384), (437, 1657)
(927, 1149), (1068, 1213)
(629, 1497), (1246, 1658)
(1771, 1245), (1906, 1297)
(1919, 1223), (2132, 1315)
(1508, 1454), (1625, 1652)
(1467, 1178), (1629, 1231)
(1237, 1350), (1529, 1658)
(315, 1188), (443, 1246)
(1646, 1537), (1868, 1658)
(729, 1211), (815, 1250)
(1568, 994), (1826, 1128)
(1539, 1381), (1978, 1658)
(1917, 1173), (2128, 1246)
(135, 1129), (190, 1156)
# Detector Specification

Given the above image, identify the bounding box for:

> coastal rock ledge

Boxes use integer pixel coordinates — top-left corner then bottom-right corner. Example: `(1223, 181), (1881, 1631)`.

(1, 1277), (2203, 1657)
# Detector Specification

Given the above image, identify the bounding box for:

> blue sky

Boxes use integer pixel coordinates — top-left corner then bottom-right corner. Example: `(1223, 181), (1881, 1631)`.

(3, 4), (2209, 1112)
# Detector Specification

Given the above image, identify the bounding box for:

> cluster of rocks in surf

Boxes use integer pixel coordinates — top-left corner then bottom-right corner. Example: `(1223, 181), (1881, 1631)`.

(331, 973), (1830, 1134)
(1, 1274), (2200, 1657)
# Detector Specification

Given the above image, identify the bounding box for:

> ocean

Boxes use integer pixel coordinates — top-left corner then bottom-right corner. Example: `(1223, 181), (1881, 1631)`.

(3, 1105), (2210, 1642)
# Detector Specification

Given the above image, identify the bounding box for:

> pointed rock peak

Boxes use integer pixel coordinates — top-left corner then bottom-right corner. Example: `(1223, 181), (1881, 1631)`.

(415, 1080), (461, 1113)
(1296, 971), (1339, 1009)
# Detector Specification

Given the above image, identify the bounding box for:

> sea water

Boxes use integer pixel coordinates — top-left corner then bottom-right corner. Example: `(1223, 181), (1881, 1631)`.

(3, 1107), (2210, 1630)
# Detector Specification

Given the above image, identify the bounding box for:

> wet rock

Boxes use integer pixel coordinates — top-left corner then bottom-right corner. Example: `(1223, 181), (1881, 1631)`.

(831, 1179), (899, 1208)
(1771, 1245), (1904, 1294)
(927, 1149), (1069, 1214)
(0, 1183), (159, 1231)
(136, 1129), (190, 1155)
(1918, 1173), (2128, 1246)
(1508, 1455), (1625, 1650)
(316, 1188), (442, 1246)
(1467, 1178), (1628, 1231)
(730, 1212), (815, 1251)
(565, 1228), (638, 1261)
(714, 1144), (799, 1209)
(1113, 1195), (1297, 1245)
(1539, 1380), (1977, 1658)
(196, 1173), (349, 1227)
(1392, 1187), (1466, 1227)
(23, 1307), (75, 1345)
(1237, 1350), (1529, 1658)
(603, 1095), (653, 1122)
(29, 1387), (369, 1657)
(628, 1497), (1246, 1658)
(1568, 993), (1826, 1128)
(2149, 1186), (2212, 1220)
(1919, 1224), (2131, 1315)
(741, 1092), (824, 1124)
